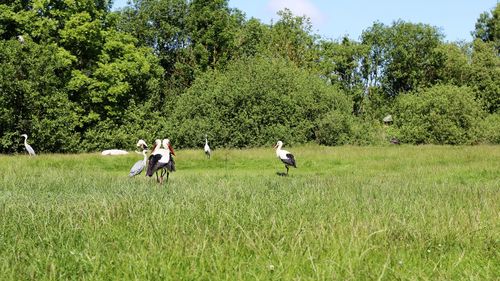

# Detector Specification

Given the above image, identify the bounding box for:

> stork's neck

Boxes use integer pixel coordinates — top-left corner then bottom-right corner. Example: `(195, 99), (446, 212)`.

(205, 138), (208, 145)
(23, 136), (28, 146)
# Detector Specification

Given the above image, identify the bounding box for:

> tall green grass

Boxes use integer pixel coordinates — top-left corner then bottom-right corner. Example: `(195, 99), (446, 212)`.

(0, 145), (498, 280)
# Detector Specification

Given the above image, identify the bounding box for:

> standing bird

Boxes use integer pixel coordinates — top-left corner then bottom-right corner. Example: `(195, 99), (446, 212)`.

(146, 139), (175, 184)
(21, 134), (36, 156)
(129, 149), (148, 177)
(274, 141), (296, 176)
(204, 135), (211, 159)
(136, 139), (148, 150)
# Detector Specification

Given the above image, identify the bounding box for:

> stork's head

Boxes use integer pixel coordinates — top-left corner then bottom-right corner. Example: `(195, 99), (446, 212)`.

(162, 139), (169, 147)
(21, 134), (28, 139)
(151, 139), (161, 153)
(163, 139), (175, 156)
(274, 141), (283, 149)
(136, 139), (148, 150)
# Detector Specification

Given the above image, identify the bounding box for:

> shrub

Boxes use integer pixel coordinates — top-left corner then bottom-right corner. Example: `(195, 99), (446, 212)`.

(170, 57), (352, 148)
(480, 113), (500, 144)
(316, 112), (384, 146)
(393, 85), (485, 144)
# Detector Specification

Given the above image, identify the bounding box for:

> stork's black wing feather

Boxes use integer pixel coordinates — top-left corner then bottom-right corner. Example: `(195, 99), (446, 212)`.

(281, 153), (296, 168)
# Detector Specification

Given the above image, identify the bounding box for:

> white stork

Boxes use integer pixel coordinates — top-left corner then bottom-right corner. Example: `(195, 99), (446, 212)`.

(204, 135), (211, 159)
(274, 141), (296, 175)
(21, 134), (36, 156)
(129, 149), (148, 177)
(146, 139), (175, 184)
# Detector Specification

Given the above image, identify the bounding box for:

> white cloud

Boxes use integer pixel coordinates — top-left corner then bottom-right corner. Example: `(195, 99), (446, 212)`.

(267, 0), (326, 26)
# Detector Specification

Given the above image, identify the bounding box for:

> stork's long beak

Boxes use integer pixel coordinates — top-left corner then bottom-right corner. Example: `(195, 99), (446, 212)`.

(168, 143), (176, 156)
(273, 143), (278, 149)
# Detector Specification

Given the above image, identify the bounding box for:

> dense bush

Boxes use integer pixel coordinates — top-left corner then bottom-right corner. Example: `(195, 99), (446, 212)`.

(169, 57), (352, 148)
(316, 111), (384, 145)
(392, 85), (484, 144)
(479, 113), (500, 144)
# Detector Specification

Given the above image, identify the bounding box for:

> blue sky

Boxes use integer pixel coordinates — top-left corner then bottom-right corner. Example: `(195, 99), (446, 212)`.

(113, 0), (498, 42)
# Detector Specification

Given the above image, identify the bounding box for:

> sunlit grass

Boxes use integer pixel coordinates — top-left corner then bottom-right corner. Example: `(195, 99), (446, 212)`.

(0, 145), (498, 280)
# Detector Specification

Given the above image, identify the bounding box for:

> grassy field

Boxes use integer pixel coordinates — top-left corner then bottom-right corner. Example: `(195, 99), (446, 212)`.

(0, 145), (498, 280)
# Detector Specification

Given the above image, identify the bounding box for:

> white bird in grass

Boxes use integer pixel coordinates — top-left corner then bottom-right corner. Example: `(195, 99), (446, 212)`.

(129, 149), (148, 177)
(21, 134), (36, 156)
(274, 141), (296, 176)
(204, 135), (211, 159)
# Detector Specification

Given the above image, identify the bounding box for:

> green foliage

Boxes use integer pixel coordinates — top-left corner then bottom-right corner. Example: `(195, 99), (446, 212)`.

(472, 3), (500, 52)
(316, 111), (384, 146)
(468, 39), (500, 113)
(1, 0), (500, 152)
(479, 113), (500, 144)
(171, 57), (351, 148)
(0, 39), (80, 153)
(361, 21), (444, 95)
(393, 85), (484, 144)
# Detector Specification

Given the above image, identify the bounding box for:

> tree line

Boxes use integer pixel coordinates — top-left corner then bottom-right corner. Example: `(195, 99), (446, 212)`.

(0, 0), (499, 153)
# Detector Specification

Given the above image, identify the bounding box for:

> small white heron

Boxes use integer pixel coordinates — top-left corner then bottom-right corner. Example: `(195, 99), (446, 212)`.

(21, 134), (36, 156)
(204, 135), (211, 159)
(274, 141), (296, 176)
(129, 149), (148, 177)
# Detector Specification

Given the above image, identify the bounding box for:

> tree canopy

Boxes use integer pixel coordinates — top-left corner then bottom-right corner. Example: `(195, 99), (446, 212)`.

(1, 0), (499, 153)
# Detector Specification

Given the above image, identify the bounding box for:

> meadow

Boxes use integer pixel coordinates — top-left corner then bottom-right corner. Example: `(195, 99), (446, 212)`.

(0, 145), (498, 280)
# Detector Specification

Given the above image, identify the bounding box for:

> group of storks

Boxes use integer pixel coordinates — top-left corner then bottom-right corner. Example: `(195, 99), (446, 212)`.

(20, 134), (297, 183)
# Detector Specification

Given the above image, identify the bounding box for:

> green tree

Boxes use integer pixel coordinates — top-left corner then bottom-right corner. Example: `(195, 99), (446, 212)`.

(0, 39), (80, 153)
(361, 21), (444, 96)
(266, 9), (318, 68)
(472, 3), (500, 52)
(116, 0), (191, 88)
(187, 0), (244, 71)
(317, 37), (368, 114)
(468, 39), (500, 113)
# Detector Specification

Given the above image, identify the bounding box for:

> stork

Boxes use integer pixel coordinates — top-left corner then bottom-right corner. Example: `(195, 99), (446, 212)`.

(129, 149), (148, 177)
(21, 134), (36, 156)
(146, 139), (175, 184)
(162, 139), (176, 157)
(274, 141), (296, 176)
(204, 135), (211, 159)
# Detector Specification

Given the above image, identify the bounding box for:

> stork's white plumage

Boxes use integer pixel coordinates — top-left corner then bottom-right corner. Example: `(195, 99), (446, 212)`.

(162, 139), (176, 157)
(204, 136), (211, 159)
(21, 134), (36, 156)
(147, 139), (175, 184)
(274, 141), (296, 175)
